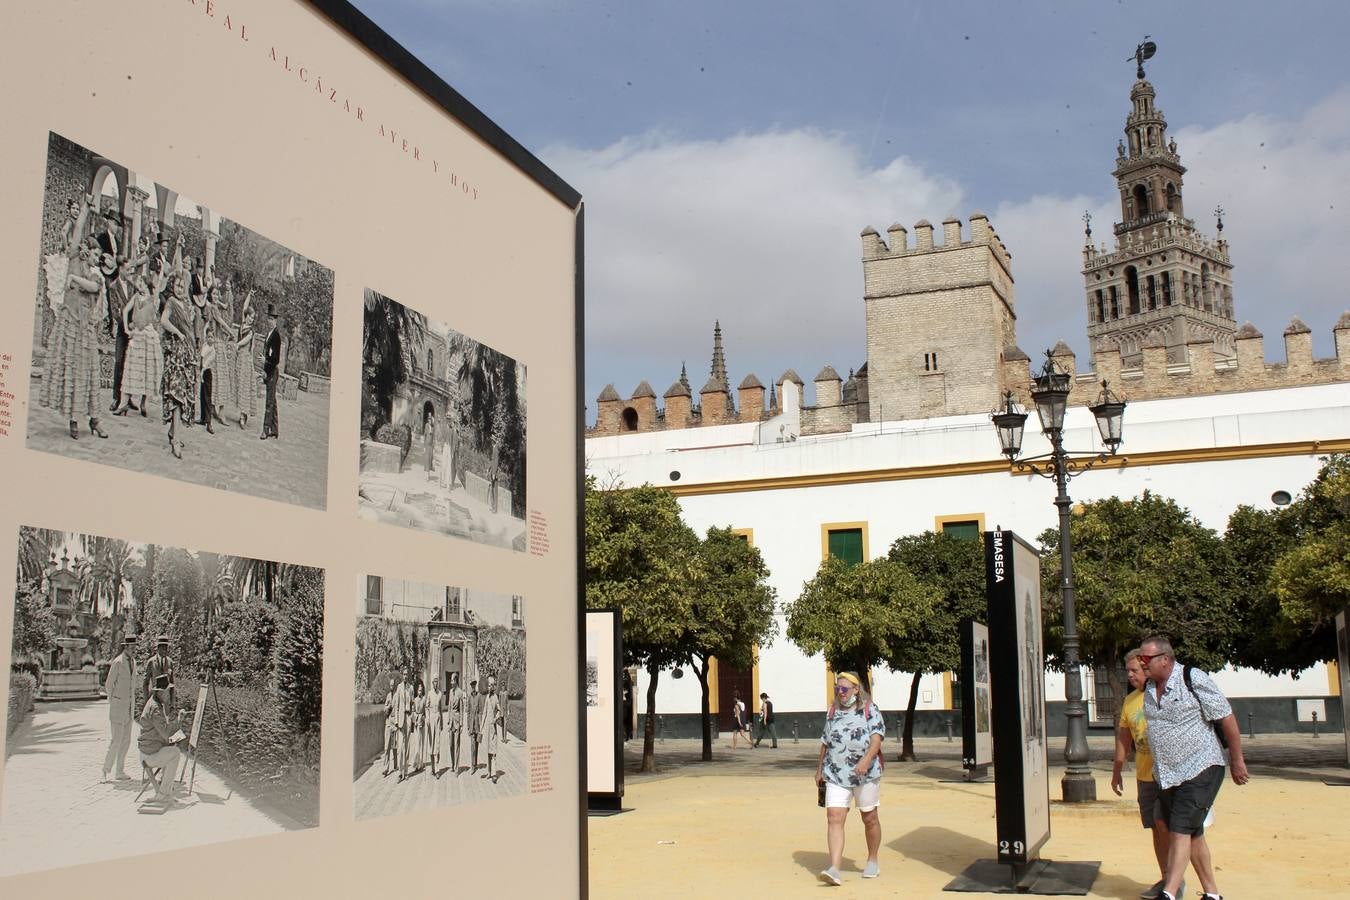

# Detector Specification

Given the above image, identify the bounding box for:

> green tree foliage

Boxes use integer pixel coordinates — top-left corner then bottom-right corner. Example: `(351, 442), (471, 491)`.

(1224, 503), (1318, 673)
(785, 556), (938, 698)
(1270, 454), (1350, 632)
(584, 476), (701, 772)
(683, 527), (778, 761)
(885, 531), (986, 760)
(274, 566), (325, 736)
(1037, 491), (1233, 712)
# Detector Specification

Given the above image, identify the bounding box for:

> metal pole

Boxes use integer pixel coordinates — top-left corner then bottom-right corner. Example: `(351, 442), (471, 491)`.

(1312, 711), (1319, 738)
(1053, 427), (1096, 802)
(1247, 711), (1255, 739)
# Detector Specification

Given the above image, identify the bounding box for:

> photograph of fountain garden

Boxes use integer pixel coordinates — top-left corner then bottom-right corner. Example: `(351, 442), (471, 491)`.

(1, 525), (324, 877)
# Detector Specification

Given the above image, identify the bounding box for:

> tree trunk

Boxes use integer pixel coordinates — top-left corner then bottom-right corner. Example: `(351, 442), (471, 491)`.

(900, 671), (921, 761)
(641, 661), (660, 773)
(695, 656), (713, 762)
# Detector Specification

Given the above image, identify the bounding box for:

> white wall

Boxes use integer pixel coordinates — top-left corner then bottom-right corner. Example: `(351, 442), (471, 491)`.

(599, 382), (1350, 715)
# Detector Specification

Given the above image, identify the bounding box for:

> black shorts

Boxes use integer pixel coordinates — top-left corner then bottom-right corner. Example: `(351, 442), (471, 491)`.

(1158, 764), (1224, 837)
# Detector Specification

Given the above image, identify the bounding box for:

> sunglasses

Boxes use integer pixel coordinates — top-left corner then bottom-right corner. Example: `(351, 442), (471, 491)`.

(1138, 653), (1166, 666)
(835, 685), (856, 695)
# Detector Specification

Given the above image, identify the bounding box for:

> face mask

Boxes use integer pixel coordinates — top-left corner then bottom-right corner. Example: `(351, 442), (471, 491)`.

(839, 694), (858, 708)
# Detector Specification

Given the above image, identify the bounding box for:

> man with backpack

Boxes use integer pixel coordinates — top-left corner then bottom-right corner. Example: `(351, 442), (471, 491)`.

(754, 692), (778, 748)
(1139, 636), (1249, 900)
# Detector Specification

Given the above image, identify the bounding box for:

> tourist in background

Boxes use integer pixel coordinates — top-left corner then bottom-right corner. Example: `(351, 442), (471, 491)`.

(1112, 649), (1183, 900)
(754, 691), (778, 749)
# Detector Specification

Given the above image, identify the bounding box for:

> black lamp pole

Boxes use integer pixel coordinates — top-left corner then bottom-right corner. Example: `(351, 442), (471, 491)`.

(992, 354), (1126, 804)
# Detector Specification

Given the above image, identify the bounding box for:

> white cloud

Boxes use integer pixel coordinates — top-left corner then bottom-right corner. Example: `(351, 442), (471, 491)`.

(561, 91), (1350, 408)
(548, 129), (963, 403)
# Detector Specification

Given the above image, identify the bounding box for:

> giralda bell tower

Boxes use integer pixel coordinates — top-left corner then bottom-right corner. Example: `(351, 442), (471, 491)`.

(1083, 40), (1237, 367)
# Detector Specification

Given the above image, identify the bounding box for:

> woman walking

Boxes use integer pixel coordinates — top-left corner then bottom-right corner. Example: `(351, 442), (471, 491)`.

(409, 681), (427, 775)
(814, 672), (885, 886)
(113, 274), (162, 417)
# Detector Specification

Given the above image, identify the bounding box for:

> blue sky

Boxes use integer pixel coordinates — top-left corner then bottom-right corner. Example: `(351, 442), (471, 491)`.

(354, 1), (1350, 412)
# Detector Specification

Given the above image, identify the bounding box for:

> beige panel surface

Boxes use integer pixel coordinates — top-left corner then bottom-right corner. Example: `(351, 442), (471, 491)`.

(0, 0), (580, 895)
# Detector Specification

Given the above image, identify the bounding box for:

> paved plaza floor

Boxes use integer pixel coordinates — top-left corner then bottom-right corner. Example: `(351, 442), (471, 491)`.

(352, 729), (529, 821)
(589, 735), (1350, 897)
(0, 700), (301, 878)
(26, 385), (330, 510)
(358, 458), (527, 551)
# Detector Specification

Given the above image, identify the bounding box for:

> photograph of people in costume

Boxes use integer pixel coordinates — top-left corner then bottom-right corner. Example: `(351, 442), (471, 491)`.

(2, 524), (324, 877)
(26, 132), (335, 510)
(353, 576), (527, 822)
(359, 289), (527, 551)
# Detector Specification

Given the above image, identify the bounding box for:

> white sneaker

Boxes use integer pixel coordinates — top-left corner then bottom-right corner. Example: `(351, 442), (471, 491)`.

(818, 866), (842, 886)
(862, 860), (880, 879)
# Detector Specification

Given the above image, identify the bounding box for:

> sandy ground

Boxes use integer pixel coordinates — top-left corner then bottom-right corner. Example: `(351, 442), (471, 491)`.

(588, 736), (1350, 898)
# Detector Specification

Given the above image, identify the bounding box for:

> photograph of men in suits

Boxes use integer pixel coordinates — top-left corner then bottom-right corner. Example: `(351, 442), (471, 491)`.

(142, 636), (175, 712)
(447, 672), (465, 775)
(469, 677), (484, 773)
(260, 305), (284, 440)
(391, 668), (415, 782)
(138, 674), (188, 806)
(102, 633), (138, 781)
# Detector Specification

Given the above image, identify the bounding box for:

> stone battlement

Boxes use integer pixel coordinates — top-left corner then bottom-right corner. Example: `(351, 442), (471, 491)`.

(1005, 315), (1350, 411)
(861, 212), (1012, 273)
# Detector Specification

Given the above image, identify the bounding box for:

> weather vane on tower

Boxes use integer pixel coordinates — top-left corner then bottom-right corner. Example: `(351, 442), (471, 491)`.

(1130, 37), (1157, 79)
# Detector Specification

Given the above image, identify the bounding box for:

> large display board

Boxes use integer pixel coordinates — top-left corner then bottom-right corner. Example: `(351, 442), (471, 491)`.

(985, 530), (1050, 869)
(585, 609), (624, 809)
(0, 1), (583, 896)
(960, 618), (993, 773)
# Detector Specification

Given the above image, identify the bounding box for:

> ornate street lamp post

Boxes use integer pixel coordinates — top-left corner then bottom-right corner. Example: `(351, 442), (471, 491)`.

(991, 354), (1126, 803)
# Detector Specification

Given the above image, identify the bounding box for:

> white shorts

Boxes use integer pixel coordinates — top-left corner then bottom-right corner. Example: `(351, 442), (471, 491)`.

(824, 780), (880, 811)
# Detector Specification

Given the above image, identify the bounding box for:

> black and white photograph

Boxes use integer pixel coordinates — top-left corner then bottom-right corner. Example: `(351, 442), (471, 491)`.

(585, 629), (600, 708)
(353, 576), (527, 821)
(26, 132), (335, 509)
(2, 524), (325, 877)
(359, 290), (527, 551)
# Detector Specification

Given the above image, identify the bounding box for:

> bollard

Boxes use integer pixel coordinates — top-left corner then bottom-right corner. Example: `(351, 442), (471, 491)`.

(946, 716), (954, 743)
(792, 718), (800, 744)
(1247, 711), (1255, 740)
(658, 715), (666, 743)
(1312, 710), (1319, 738)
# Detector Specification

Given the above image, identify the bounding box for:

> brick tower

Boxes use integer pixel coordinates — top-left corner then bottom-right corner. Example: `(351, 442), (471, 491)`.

(862, 214), (1017, 422)
(1083, 60), (1236, 367)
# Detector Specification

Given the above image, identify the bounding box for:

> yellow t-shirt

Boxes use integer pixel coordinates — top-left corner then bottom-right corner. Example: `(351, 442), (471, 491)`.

(1118, 688), (1154, 782)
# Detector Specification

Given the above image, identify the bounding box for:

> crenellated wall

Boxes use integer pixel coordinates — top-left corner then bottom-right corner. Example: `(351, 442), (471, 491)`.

(999, 316), (1350, 411)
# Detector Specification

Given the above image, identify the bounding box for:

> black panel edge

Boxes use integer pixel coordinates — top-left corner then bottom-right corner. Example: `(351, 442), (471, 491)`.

(306, 0), (582, 210)
(959, 618), (975, 769)
(985, 529), (1027, 866)
(610, 610), (625, 800)
(574, 204), (588, 898)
